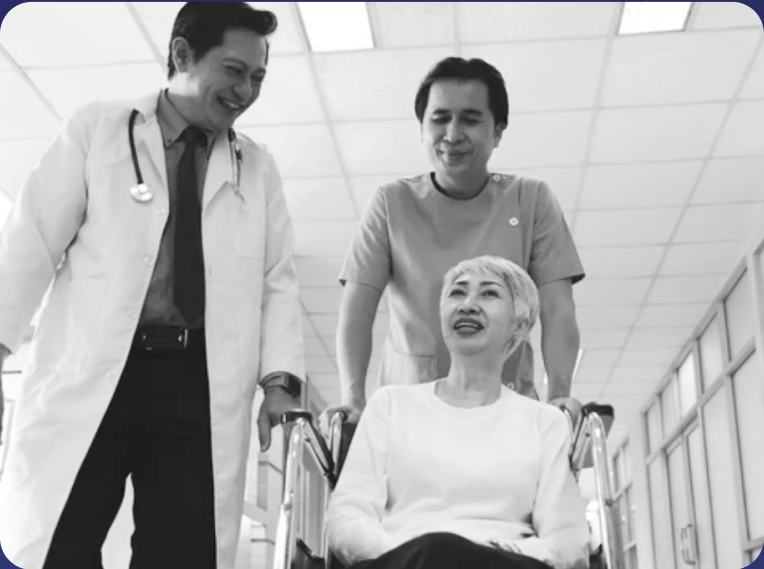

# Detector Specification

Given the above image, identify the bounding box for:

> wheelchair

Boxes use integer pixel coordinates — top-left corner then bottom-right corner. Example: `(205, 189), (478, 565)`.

(272, 402), (625, 569)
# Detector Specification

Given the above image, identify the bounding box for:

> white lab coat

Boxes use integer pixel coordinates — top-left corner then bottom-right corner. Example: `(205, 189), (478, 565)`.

(0, 92), (305, 569)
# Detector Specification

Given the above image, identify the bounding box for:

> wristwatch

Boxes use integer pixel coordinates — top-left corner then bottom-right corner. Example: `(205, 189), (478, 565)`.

(260, 372), (302, 399)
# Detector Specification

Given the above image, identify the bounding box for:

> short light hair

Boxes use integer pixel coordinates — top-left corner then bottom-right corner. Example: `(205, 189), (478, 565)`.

(440, 256), (540, 358)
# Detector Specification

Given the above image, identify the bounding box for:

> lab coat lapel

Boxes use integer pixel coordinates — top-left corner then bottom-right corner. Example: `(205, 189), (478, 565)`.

(129, 92), (169, 194)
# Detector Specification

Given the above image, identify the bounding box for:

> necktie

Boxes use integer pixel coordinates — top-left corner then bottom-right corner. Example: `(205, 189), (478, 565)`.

(174, 126), (207, 324)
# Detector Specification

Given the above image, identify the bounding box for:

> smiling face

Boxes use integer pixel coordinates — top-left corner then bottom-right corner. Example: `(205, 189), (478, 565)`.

(421, 79), (504, 191)
(440, 269), (516, 359)
(169, 28), (267, 132)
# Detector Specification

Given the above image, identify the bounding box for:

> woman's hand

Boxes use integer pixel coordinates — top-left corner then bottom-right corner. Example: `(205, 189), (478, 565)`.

(318, 401), (364, 437)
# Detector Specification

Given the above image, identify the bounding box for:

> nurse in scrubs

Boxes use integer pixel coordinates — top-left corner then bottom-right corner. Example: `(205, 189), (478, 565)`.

(324, 57), (585, 427)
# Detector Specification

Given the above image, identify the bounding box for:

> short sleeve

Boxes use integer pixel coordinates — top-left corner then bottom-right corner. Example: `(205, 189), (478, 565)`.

(338, 185), (392, 292)
(527, 182), (584, 287)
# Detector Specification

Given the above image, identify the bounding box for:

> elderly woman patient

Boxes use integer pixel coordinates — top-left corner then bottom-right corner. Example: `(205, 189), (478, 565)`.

(326, 256), (589, 569)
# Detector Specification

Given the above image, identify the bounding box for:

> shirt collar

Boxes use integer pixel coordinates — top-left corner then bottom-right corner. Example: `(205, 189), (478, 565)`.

(156, 89), (219, 149)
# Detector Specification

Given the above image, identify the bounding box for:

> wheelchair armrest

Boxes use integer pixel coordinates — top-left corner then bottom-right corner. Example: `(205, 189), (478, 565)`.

(280, 410), (337, 485)
(570, 403), (616, 472)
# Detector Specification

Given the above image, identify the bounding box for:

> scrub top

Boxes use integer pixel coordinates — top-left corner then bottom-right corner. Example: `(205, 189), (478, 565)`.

(339, 173), (584, 397)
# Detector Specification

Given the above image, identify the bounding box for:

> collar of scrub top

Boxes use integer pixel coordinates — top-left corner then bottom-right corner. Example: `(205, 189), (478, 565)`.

(128, 108), (245, 204)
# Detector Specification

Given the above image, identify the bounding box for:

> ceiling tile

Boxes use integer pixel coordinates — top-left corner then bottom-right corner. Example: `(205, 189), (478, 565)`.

(315, 48), (452, 121)
(255, 2), (306, 54)
(659, 242), (746, 276)
(602, 30), (760, 106)
(692, 2), (763, 29)
(0, 49), (11, 71)
(636, 304), (709, 328)
(3, 2), (153, 66)
(375, 2), (454, 47)
(590, 104), (728, 163)
(0, 139), (50, 194)
(609, 366), (667, 383)
(740, 46), (764, 100)
(0, 73), (60, 138)
(237, 56), (323, 125)
(282, 178), (356, 222)
(574, 278), (652, 306)
(304, 337), (328, 357)
(578, 246), (665, 278)
(335, 120), (429, 176)
(301, 288), (343, 313)
(673, 203), (764, 243)
(580, 349), (621, 368)
(241, 124), (341, 177)
(462, 39), (606, 112)
(310, 314), (339, 336)
(28, 63), (165, 119)
(306, 356), (337, 374)
(580, 162), (703, 210)
(647, 275), (726, 304)
(292, 222), (357, 257)
(618, 348), (678, 367)
(581, 329), (630, 349)
(601, 381), (656, 397)
(577, 306), (641, 329)
(575, 209), (682, 247)
(512, 167), (582, 210)
(692, 157), (764, 204)
(627, 327), (694, 348)
(295, 257), (343, 288)
(458, 2), (616, 42)
(714, 101), (764, 156)
(493, 111), (592, 168)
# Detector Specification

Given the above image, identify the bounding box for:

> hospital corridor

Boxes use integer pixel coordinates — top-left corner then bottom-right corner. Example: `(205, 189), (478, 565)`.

(0, 2), (763, 569)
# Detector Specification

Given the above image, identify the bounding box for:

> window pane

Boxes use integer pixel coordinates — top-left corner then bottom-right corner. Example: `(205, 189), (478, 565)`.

(687, 427), (715, 569)
(627, 546), (638, 569)
(662, 378), (680, 435)
(732, 352), (764, 539)
(725, 271), (754, 358)
(622, 442), (631, 482)
(626, 486), (636, 544)
(668, 444), (690, 569)
(704, 387), (746, 569)
(699, 317), (724, 390)
(613, 453), (623, 492)
(618, 493), (631, 544)
(647, 402), (663, 453)
(649, 459), (675, 569)
(677, 353), (697, 417)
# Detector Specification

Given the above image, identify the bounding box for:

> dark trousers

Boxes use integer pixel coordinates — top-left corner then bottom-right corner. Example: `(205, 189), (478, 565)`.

(348, 533), (553, 569)
(43, 343), (216, 569)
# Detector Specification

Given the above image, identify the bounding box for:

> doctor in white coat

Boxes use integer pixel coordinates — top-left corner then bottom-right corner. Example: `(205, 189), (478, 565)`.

(0, 3), (304, 568)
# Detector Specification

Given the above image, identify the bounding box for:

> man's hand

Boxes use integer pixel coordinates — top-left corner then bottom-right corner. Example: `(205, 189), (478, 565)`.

(318, 400), (364, 437)
(257, 386), (301, 452)
(549, 396), (583, 431)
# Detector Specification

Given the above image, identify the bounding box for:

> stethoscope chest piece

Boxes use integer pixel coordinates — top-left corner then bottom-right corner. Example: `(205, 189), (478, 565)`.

(130, 183), (154, 202)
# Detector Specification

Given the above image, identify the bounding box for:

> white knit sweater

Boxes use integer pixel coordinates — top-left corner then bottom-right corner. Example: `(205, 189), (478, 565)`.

(326, 382), (589, 569)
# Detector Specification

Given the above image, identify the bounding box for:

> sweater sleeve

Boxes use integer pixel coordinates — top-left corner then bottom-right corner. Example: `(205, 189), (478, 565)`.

(326, 388), (396, 564)
(510, 408), (590, 569)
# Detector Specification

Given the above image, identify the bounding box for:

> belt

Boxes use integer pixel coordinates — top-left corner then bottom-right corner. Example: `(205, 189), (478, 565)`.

(134, 326), (206, 353)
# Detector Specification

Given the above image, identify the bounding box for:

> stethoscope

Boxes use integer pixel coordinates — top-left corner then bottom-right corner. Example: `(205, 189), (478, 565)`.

(128, 109), (245, 205)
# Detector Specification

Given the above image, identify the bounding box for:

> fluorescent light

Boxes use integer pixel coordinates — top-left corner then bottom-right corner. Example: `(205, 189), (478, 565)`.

(619, 2), (692, 35)
(298, 2), (374, 52)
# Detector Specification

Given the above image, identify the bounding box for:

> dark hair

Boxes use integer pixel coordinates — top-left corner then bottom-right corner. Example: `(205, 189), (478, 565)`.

(167, 2), (278, 79)
(414, 57), (509, 127)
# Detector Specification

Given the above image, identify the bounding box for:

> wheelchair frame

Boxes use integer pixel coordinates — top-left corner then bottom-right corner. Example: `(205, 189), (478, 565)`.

(273, 404), (625, 569)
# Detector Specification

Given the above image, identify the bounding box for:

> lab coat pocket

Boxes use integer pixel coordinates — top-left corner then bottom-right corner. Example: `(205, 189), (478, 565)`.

(237, 303), (262, 399)
(29, 277), (108, 373)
